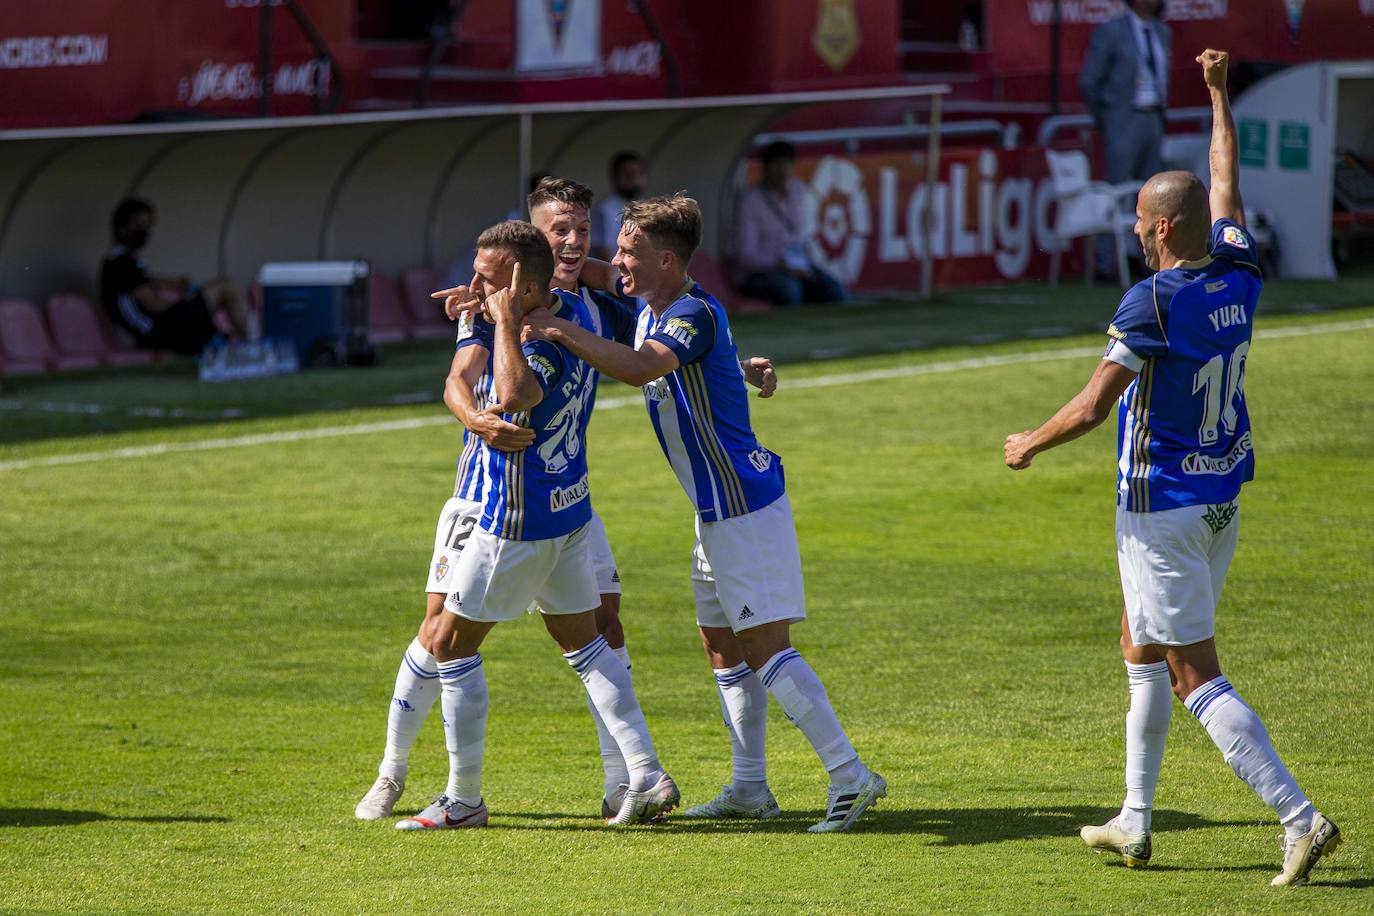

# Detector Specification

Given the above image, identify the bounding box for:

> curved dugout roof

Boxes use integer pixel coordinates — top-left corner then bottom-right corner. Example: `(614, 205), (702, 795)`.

(0, 86), (946, 303)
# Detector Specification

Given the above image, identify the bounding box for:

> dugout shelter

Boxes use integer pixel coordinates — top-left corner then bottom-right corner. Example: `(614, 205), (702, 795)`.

(0, 85), (948, 312)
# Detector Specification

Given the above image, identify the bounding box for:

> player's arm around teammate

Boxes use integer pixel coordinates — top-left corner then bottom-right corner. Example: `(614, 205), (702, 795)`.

(526, 255), (778, 397)
(444, 344), (533, 452)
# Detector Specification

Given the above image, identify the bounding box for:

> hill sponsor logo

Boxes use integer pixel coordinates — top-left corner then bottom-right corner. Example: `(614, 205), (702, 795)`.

(661, 317), (699, 348)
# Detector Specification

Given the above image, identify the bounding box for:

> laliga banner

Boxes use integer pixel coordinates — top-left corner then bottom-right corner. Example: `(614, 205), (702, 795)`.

(791, 147), (1081, 290)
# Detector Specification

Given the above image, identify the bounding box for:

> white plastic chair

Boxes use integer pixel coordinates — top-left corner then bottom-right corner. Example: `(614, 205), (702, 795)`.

(1044, 149), (1141, 287)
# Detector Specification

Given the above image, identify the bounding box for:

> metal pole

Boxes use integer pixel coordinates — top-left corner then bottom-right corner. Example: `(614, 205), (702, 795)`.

(258, 2), (273, 118)
(1049, 0), (1061, 116)
(920, 94), (942, 300)
(517, 111), (532, 216)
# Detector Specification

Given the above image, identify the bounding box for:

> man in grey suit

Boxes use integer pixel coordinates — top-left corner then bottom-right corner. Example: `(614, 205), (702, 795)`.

(1079, 0), (1171, 186)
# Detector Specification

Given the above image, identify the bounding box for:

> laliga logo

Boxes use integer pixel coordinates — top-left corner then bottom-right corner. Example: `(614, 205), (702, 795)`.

(805, 156), (872, 285)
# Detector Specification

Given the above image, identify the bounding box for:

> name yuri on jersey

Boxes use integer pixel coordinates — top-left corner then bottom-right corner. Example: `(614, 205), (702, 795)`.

(1207, 303), (1248, 332)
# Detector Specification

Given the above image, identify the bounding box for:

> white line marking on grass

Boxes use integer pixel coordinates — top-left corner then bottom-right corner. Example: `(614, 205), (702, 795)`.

(3, 317), (1370, 473)
(0, 399), (246, 419)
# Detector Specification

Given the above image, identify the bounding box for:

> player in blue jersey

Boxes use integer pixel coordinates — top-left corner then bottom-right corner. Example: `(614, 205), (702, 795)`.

(526, 193), (885, 833)
(432, 177), (774, 821)
(391, 220), (678, 830)
(1004, 51), (1338, 885)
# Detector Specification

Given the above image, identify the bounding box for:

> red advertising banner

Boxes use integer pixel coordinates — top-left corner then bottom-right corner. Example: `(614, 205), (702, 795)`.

(986, 0), (1374, 106)
(781, 146), (1083, 290)
(0, 0), (351, 129)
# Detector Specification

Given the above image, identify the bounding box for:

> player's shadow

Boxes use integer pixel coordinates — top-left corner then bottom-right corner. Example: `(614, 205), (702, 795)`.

(488, 805), (1269, 842)
(0, 808), (229, 828)
(859, 806), (1271, 845)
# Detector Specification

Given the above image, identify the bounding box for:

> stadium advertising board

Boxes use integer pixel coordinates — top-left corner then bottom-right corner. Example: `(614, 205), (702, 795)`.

(0, 0), (349, 129)
(987, 0), (1374, 106)
(784, 148), (1080, 290)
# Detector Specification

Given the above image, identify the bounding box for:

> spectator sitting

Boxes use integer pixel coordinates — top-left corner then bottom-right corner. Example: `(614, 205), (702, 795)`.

(591, 151), (645, 260)
(733, 141), (845, 307)
(100, 198), (250, 355)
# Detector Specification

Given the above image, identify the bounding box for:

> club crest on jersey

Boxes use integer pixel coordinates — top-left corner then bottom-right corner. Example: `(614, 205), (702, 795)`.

(749, 448), (773, 472)
(457, 315), (475, 340)
(549, 475), (590, 511)
(661, 317), (699, 348)
(1222, 225), (1249, 249)
(434, 554), (451, 581)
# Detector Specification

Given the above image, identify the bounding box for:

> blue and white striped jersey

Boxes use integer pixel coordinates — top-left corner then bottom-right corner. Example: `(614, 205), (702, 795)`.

(450, 289), (597, 539)
(1108, 218), (1261, 512)
(576, 284), (639, 413)
(633, 280), (785, 522)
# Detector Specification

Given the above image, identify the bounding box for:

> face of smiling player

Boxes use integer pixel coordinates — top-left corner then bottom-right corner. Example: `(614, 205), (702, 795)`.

(531, 200), (590, 292)
(611, 224), (677, 303)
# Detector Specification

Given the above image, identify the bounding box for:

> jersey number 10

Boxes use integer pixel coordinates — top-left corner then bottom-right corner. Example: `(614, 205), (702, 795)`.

(1192, 341), (1250, 445)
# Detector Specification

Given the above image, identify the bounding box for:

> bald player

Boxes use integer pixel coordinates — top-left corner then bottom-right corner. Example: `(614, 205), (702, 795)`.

(1003, 50), (1340, 886)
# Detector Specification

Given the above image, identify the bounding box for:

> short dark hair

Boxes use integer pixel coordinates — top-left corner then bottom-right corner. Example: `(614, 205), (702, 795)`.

(610, 151), (642, 177)
(527, 176), (594, 214)
(475, 219), (555, 289)
(620, 193), (702, 264)
(111, 197), (154, 233)
(760, 141), (797, 167)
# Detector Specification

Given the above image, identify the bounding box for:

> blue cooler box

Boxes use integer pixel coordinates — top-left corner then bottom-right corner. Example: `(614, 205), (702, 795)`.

(258, 261), (370, 367)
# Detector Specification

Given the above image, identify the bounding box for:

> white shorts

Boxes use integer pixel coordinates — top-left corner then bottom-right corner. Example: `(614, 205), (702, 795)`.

(693, 493), (806, 633)
(1117, 501), (1239, 647)
(586, 510), (621, 596)
(425, 497), (483, 594)
(444, 522), (600, 622)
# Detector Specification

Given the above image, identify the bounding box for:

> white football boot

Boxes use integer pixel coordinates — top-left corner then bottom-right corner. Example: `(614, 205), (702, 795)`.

(354, 775), (405, 820)
(601, 785), (629, 820)
(1272, 813), (1341, 886)
(1080, 819), (1152, 867)
(808, 770), (886, 833)
(395, 794), (488, 831)
(682, 785), (782, 820)
(606, 773), (680, 826)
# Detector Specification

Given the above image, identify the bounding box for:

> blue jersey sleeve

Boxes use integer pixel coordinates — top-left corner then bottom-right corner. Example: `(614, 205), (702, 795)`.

(647, 296), (715, 365)
(1107, 282), (1168, 359)
(455, 314), (495, 351)
(522, 338), (566, 394)
(593, 291), (639, 346)
(1210, 218), (1261, 274)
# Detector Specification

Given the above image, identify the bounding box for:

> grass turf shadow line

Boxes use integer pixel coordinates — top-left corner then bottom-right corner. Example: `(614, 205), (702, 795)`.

(0, 808), (230, 828)
(413, 806), (1271, 840)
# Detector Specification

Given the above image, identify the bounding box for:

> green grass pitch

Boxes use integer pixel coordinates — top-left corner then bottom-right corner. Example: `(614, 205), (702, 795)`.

(2, 292), (1371, 913)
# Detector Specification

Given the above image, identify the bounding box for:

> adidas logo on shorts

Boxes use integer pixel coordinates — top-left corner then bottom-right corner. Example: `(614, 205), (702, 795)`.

(739, 605), (754, 621)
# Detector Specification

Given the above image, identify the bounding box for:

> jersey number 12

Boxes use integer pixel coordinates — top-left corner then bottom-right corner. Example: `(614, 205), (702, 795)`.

(1192, 341), (1250, 445)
